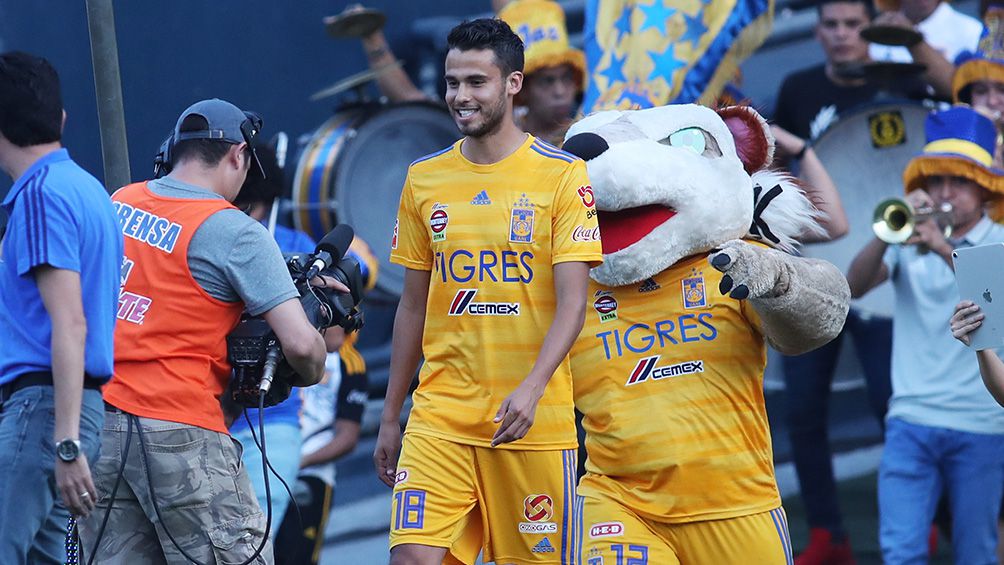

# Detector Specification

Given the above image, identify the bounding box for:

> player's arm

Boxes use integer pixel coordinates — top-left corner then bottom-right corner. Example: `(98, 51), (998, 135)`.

(492, 261), (590, 447)
(374, 267), (430, 486)
(35, 266), (96, 517)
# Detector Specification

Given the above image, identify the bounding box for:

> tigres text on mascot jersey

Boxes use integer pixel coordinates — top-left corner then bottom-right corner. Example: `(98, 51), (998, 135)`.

(561, 104), (850, 524)
(571, 253), (779, 521)
(390, 135), (602, 450)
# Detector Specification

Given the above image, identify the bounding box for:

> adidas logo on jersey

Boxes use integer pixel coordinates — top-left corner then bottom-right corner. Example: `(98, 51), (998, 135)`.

(470, 190), (492, 205)
(638, 278), (661, 292)
(531, 537), (556, 553)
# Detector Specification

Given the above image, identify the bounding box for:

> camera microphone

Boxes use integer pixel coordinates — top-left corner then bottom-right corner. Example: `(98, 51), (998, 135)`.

(305, 224), (354, 281)
(258, 344), (283, 394)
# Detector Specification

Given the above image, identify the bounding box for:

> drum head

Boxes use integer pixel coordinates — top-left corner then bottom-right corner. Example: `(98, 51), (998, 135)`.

(294, 102), (458, 297)
(804, 101), (930, 317)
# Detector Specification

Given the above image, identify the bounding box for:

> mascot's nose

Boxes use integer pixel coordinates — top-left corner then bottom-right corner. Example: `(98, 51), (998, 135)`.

(563, 132), (609, 161)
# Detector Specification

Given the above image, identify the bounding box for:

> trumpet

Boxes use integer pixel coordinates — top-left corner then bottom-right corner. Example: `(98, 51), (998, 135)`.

(872, 198), (953, 244)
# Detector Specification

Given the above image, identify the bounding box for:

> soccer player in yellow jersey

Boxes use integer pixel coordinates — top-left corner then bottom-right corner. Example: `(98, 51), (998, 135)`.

(373, 18), (603, 565)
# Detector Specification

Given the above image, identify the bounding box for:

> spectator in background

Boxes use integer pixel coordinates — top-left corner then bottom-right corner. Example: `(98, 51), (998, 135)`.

(847, 105), (1004, 565)
(228, 141), (318, 535)
(0, 50), (123, 564)
(330, 0), (585, 146)
(868, 0), (982, 98)
(953, 5), (1004, 167)
(771, 3), (888, 562)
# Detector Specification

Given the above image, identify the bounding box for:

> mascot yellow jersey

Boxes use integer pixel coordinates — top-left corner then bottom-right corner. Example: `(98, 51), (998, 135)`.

(571, 251), (781, 522)
(391, 135), (602, 450)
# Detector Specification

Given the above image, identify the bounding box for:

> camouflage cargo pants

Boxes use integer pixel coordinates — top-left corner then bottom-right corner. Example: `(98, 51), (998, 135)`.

(78, 409), (273, 564)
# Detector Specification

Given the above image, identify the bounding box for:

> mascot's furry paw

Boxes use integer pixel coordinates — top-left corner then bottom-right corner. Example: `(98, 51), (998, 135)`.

(709, 240), (786, 301)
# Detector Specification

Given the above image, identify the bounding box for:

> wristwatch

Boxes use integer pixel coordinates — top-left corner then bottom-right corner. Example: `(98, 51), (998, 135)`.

(55, 438), (81, 462)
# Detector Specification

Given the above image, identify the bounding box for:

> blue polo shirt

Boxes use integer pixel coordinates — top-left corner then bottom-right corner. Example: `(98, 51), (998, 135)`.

(883, 216), (1004, 435)
(0, 149), (123, 385)
(230, 223), (317, 433)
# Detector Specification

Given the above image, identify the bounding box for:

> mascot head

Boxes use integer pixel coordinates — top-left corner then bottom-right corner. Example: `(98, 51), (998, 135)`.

(563, 104), (824, 287)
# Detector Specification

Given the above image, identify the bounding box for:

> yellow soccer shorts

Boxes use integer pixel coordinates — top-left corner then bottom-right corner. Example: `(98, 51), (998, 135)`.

(389, 432), (579, 564)
(578, 490), (793, 565)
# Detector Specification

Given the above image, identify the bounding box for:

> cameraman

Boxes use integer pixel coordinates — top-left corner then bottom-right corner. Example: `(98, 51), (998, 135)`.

(78, 99), (335, 564)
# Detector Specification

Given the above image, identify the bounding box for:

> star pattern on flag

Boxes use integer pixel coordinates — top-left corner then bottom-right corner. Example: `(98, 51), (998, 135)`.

(638, 0), (677, 32)
(680, 11), (707, 46)
(600, 50), (628, 85)
(614, 3), (635, 42)
(647, 44), (687, 82)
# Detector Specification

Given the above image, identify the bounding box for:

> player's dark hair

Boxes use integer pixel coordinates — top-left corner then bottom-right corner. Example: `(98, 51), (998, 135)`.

(447, 18), (525, 76)
(0, 51), (63, 147)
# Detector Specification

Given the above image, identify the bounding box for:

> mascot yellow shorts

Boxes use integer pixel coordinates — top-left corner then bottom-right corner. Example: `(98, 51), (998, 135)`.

(578, 491), (793, 565)
(389, 432), (579, 564)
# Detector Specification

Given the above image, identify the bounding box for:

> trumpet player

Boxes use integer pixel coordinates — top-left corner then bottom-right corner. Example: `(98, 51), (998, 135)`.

(846, 105), (1004, 565)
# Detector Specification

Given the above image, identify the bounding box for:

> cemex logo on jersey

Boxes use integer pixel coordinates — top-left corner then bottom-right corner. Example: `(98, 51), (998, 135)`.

(627, 355), (704, 385)
(520, 493), (558, 534)
(532, 537), (556, 553)
(589, 521), (624, 539)
(449, 289), (520, 316)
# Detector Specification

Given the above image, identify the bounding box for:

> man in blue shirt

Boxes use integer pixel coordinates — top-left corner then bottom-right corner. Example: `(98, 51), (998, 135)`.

(848, 106), (1004, 564)
(0, 51), (123, 563)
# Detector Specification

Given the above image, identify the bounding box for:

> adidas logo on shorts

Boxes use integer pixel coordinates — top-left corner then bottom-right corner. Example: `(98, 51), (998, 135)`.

(532, 537), (556, 553)
(470, 190), (492, 205)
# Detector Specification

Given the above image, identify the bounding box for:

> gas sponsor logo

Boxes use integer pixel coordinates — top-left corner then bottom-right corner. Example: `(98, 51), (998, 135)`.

(448, 289), (520, 316)
(519, 494), (558, 534)
(571, 225), (601, 242)
(577, 185), (595, 208)
(589, 521), (624, 539)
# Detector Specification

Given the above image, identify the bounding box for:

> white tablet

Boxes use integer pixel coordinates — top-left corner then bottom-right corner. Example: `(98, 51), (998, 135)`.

(953, 243), (1004, 350)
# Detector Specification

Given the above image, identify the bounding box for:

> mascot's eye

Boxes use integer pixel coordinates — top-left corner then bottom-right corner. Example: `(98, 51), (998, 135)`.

(665, 128), (706, 154)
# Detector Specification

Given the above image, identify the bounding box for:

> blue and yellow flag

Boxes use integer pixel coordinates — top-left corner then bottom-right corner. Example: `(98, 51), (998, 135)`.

(582, 0), (773, 113)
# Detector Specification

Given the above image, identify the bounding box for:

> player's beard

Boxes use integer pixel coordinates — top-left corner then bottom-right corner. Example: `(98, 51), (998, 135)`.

(460, 88), (507, 139)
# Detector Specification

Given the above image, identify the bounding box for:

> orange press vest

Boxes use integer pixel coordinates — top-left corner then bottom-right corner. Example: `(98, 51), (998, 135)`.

(103, 182), (245, 434)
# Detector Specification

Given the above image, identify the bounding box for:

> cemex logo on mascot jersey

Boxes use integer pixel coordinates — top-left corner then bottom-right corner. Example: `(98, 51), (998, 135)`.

(626, 355), (705, 385)
(520, 494), (557, 534)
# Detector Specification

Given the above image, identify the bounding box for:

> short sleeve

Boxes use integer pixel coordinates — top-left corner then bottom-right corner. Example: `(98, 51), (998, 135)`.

(389, 171), (432, 270)
(15, 182), (81, 276)
(551, 160), (603, 266)
(336, 370), (369, 424)
(225, 221), (299, 316)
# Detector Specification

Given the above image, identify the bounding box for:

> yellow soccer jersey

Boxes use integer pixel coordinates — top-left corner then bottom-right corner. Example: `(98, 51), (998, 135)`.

(391, 134), (602, 450)
(570, 250), (781, 522)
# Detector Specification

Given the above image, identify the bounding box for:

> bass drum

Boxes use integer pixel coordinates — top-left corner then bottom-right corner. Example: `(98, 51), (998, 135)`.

(803, 100), (931, 318)
(291, 102), (459, 297)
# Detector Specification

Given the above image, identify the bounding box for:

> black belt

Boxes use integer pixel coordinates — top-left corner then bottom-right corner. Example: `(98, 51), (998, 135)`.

(0, 371), (105, 403)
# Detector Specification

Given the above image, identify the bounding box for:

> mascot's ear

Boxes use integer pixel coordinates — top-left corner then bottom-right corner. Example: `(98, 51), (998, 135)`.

(717, 105), (774, 175)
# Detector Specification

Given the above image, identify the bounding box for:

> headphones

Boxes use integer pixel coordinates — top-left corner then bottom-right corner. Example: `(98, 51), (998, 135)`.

(152, 111), (263, 179)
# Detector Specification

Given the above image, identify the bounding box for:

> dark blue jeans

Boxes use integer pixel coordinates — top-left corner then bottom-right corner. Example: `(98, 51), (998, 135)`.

(0, 386), (103, 564)
(782, 309), (892, 536)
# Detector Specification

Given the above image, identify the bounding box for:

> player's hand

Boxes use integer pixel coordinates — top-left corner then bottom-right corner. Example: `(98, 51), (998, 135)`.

(373, 420), (402, 488)
(492, 379), (544, 447)
(951, 300), (984, 347)
(56, 454), (97, 517)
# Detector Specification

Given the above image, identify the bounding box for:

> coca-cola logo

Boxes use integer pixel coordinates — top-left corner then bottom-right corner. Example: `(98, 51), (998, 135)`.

(571, 225), (601, 242)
